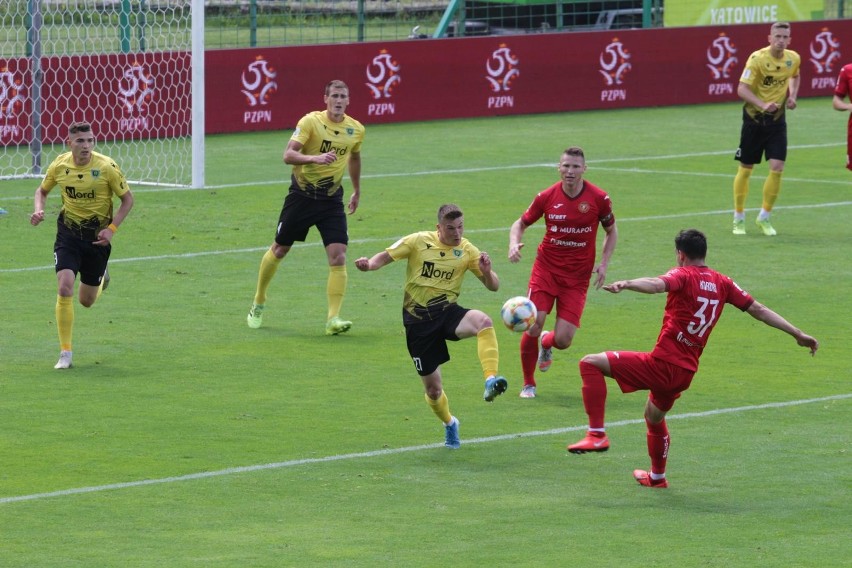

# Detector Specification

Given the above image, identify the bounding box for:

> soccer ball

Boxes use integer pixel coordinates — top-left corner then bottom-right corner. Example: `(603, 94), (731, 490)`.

(501, 296), (537, 332)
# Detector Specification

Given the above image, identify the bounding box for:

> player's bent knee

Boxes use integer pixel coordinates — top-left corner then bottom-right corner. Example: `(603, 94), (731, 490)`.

(580, 352), (606, 366)
(466, 309), (493, 330)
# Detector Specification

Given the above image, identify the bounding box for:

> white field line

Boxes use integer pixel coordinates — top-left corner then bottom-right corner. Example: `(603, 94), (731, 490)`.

(3, 200), (851, 274)
(0, 140), (848, 200)
(0, 393), (848, 505)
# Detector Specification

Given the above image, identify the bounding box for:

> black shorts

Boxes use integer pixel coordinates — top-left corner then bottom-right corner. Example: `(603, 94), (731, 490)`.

(54, 220), (111, 286)
(404, 303), (470, 377)
(734, 110), (788, 165)
(274, 190), (348, 247)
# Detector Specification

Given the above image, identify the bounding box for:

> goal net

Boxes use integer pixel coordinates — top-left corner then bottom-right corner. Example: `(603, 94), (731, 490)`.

(0, 0), (202, 188)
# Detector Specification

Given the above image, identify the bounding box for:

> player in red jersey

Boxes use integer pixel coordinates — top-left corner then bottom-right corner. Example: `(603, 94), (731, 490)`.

(508, 147), (617, 399)
(567, 229), (818, 488)
(832, 62), (852, 171)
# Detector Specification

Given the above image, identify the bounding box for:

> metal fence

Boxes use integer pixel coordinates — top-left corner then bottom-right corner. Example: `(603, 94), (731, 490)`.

(203, 0), (851, 47)
(206, 0), (454, 47)
(204, 0), (664, 47)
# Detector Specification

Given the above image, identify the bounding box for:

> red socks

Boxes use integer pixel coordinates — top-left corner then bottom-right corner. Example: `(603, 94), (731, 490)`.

(520, 332), (538, 387)
(579, 361), (607, 429)
(645, 418), (670, 476)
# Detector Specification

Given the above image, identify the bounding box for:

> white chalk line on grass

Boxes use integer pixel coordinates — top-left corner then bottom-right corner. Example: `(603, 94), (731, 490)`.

(0, 141), (846, 199)
(593, 167), (852, 187)
(3, 200), (851, 274)
(0, 393), (848, 505)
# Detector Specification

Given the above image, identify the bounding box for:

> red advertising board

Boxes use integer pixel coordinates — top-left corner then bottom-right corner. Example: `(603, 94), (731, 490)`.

(1, 20), (850, 145)
(0, 57), (30, 145)
(205, 20), (852, 134)
(0, 52), (190, 145)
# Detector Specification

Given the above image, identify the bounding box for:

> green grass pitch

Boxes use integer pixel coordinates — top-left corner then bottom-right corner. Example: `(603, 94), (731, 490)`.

(0, 98), (849, 567)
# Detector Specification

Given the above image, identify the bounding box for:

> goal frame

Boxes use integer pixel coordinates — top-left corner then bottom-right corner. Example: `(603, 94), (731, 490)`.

(1, 0), (204, 189)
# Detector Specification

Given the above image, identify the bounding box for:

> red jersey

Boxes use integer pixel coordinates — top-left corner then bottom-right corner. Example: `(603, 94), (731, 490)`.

(521, 180), (615, 281)
(834, 63), (852, 171)
(651, 265), (754, 372)
(834, 63), (852, 106)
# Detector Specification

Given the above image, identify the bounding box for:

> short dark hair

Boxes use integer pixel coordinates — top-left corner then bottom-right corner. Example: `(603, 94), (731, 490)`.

(437, 203), (463, 223)
(675, 229), (707, 260)
(562, 146), (585, 161)
(325, 80), (349, 95)
(771, 21), (791, 32)
(69, 122), (91, 134)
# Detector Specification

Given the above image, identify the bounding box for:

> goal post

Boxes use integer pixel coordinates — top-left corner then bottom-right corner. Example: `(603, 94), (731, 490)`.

(0, 0), (204, 188)
(191, 0), (204, 189)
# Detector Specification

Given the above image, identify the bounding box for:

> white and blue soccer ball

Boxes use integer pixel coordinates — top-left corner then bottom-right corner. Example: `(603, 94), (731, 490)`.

(500, 296), (537, 332)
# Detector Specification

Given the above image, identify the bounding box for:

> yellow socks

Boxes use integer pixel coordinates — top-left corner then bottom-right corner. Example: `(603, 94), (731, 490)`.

(733, 165), (752, 214)
(56, 295), (74, 352)
(327, 265), (347, 320)
(426, 390), (452, 424)
(476, 326), (499, 379)
(762, 170), (782, 213)
(253, 248), (282, 305)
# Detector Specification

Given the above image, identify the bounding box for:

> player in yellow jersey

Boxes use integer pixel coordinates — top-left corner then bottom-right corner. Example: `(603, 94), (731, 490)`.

(247, 79), (365, 335)
(732, 22), (800, 236)
(354, 204), (508, 449)
(30, 122), (134, 369)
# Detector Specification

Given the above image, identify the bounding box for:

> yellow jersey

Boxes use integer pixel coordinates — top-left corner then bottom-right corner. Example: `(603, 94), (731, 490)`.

(739, 46), (801, 120)
(386, 230), (484, 324)
(290, 110), (365, 200)
(41, 150), (130, 227)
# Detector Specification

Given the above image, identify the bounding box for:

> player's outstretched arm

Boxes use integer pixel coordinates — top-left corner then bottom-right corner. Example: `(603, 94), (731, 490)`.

(603, 277), (666, 295)
(354, 251), (393, 272)
(746, 301), (819, 355)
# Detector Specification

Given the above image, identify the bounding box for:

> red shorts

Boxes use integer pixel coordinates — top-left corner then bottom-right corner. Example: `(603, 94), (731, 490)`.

(528, 262), (588, 327)
(606, 351), (695, 412)
(846, 117), (852, 171)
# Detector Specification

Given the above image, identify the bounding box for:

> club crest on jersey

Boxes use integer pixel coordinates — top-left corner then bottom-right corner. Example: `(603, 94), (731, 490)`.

(578, 201), (590, 213)
(453, 249), (462, 257)
(346, 127), (354, 135)
(92, 170), (100, 177)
